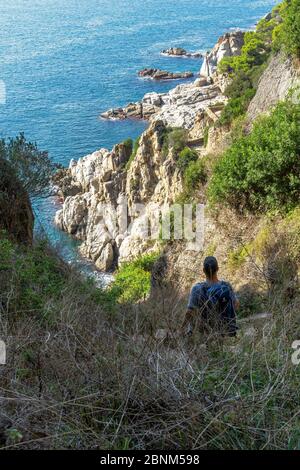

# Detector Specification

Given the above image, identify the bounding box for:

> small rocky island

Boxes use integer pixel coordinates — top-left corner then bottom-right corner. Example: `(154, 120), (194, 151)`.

(161, 47), (202, 58)
(138, 68), (194, 80)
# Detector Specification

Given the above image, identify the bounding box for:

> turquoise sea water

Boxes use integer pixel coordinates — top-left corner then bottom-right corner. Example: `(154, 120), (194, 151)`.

(0, 0), (278, 274)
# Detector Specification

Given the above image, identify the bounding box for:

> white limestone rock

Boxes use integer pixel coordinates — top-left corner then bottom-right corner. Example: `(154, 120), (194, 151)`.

(200, 31), (245, 78)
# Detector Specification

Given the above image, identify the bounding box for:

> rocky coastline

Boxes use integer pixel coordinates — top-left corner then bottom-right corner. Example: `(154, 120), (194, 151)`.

(100, 31), (246, 124)
(55, 30), (246, 271)
(55, 26), (298, 273)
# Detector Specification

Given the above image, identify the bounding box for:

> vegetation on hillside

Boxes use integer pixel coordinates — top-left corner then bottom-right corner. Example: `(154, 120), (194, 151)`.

(1, 228), (300, 449)
(124, 136), (141, 170)
(161, 127), (188, 158)
(108, 253), (159, 304)
(273, 0), (300, 57)
(209, 100), (300, 213)
(217, 17), (277, 126)
(217, 0), (299, 127)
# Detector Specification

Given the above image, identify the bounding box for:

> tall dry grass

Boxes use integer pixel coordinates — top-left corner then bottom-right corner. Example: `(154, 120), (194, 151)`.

(0, 244), (299, 450)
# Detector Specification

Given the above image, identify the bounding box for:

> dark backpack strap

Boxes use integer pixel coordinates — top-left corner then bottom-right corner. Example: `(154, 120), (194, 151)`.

(199, 282), (210, 319)
(218, 282), (238, 336)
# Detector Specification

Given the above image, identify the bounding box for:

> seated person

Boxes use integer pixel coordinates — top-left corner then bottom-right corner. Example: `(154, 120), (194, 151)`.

(183, 256), (239, 337)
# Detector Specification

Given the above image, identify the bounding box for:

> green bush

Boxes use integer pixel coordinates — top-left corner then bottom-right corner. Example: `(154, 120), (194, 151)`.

(217, 11), (282, 127)
(108, 253), (159, 304)
(0, 235), (67, 318)
(0, 133), (58, 197)
(0, 232), (116, 320)
(208, 100), (300, 213)
(123, 138), (133, 154)
(218, 31), (271, 76)
(203, 126), (210, 147)
(176, 147), (198, 172)
(125, 136), (140, 170)
(161, 128), (188, 157)
(273, 0), (300, 57)
(225, 70), (253, 99)
(184, 160), (207, 192)
(218, 88), (256, 126)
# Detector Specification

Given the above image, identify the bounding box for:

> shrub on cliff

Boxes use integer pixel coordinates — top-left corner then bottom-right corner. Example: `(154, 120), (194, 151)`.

(218, 88), (256, 126)
(125, 136), (140, 170)
(0, 158), (34, 244)
(122, 138), (133, 159)
(0, 235), (68, 318)
(108, 253), (159, 303)
(161, 128), (188, 158)
(184, 160), (207, 192)
(0, 133), (58, 198)
(208, 100), (300, 213)
(218, 31), (271, 76)
(272, 0), (300, 57)
(217, 14), (280, 126)
(176, 147), (198, 172)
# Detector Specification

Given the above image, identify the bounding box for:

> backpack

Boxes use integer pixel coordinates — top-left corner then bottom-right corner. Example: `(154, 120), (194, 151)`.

(200, 282), (237, 337)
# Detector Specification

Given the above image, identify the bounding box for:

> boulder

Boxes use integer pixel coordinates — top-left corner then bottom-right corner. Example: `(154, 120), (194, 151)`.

(138, 68), (194, 81)
(142, 92), (162, 107)
(95, 242), (114, 271)
(161, 47), (202, 58)
(194, 77), (209, 87)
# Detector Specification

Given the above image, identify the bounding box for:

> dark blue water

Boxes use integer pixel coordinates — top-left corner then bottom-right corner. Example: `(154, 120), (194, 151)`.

(0, 0), (278, 273)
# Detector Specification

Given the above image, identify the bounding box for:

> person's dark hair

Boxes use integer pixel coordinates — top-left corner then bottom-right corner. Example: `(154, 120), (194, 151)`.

(203, 256), (219, 279)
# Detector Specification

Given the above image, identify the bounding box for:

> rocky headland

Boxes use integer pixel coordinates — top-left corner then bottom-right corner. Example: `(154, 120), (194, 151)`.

(100, 32), (246, 124)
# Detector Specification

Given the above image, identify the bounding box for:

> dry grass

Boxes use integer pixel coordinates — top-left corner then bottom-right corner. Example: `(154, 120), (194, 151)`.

(0, 254), (300, 450)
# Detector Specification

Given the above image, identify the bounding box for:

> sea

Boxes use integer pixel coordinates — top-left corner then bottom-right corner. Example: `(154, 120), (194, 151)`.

(0, 0), (278, 281)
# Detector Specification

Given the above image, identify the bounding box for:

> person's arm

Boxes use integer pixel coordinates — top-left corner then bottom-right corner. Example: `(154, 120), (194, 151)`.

(182, 285), (200, 335)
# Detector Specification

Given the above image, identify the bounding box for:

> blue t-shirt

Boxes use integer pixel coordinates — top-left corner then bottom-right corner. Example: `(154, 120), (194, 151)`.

(188, 281), (237, 310)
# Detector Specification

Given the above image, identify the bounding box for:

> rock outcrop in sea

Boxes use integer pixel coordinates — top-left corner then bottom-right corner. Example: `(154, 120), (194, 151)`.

(138, 68), (194, 81)
(100, 32), (245, 123)
(100, 78), (225, 128)
(161, 47), (202, 58)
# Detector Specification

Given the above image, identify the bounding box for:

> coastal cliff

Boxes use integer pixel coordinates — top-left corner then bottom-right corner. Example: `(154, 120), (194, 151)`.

(55, 31), (241, 271)
(55, 6), (300, 276)
(247, 52), (300, 122)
